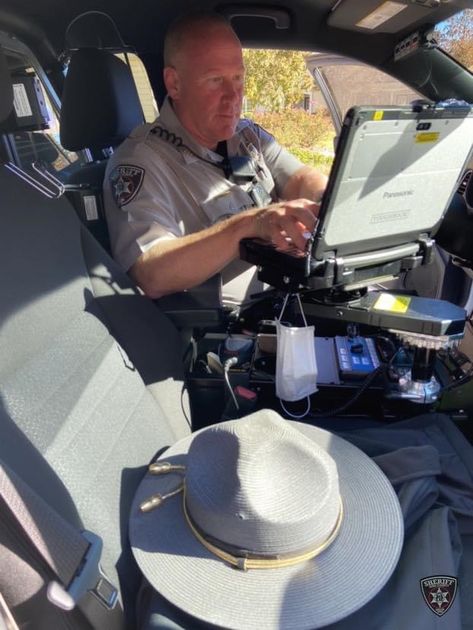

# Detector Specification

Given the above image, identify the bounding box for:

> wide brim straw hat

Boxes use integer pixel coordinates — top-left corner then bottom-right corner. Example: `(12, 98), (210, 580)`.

(130, 409), (403, 629)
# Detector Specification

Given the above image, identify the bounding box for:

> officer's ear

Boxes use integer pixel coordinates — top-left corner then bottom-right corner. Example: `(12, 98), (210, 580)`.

(164, 66), (181, 101)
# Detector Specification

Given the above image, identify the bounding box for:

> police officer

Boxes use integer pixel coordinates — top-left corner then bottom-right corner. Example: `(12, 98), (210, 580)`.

(103, 12), (327, 306)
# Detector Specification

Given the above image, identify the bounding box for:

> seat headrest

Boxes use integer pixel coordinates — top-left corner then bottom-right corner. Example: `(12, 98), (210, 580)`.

(0, 48), (14, 123)
(60, 48), (144, 151)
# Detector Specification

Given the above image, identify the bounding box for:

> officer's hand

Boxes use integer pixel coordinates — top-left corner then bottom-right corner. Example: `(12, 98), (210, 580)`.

(253, 198), (320, 252)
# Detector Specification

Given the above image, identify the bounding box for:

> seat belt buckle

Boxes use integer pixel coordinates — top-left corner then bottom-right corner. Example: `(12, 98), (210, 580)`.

(47, 530), (119, 611)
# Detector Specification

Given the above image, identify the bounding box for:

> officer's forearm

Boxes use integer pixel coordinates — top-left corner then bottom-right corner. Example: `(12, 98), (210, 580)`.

(129, 211), (259, 299)
(281, 165), (328, 203)
(130, 198), (319, 298)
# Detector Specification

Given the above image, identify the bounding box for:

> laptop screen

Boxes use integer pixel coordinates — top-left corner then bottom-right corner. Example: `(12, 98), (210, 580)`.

(240, 104), (473, 292)
(312, 105), (473, 260)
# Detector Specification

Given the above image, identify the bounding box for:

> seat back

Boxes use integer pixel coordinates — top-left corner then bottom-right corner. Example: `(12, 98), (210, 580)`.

(60, 48), (145, 252)
(0, 47), (190, 627)
(60, 48), (144, 152)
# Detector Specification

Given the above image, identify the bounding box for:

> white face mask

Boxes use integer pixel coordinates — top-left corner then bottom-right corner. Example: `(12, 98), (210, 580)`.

(275, 294), (318, 403)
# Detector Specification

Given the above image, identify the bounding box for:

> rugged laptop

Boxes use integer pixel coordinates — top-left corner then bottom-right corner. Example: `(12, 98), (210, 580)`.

(240, 104), (473, 292)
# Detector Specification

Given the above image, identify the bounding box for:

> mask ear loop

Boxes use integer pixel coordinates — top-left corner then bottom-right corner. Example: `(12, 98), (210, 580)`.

(277, 292), (308, 326)
(276, 292), (290, 324)
(280, 396), (311, 419)
(296, 293), (309, 326)
(277, 292), (313, 420)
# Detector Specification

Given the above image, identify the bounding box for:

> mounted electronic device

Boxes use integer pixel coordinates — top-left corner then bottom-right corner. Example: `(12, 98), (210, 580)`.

(241, 103), (473, 404)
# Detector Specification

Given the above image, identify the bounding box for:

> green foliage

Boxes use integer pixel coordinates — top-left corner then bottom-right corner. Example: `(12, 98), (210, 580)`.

(243, 49), (313, 112)
(251, 108), (333, 149)
(250, 108), (335, 174)
(436, 9), (473, 69)
(289, 148), (334, 174)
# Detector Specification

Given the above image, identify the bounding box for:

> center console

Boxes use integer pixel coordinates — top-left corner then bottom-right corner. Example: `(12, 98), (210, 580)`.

(186, 292), (472, 430)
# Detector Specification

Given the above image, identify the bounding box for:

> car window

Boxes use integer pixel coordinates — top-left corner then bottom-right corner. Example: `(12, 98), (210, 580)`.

(243, 49), (427, 176)
(243, 49), (335, 175)
(306, 55), (422, 129)
(116, 52), (158, 121)
(435, 8), (473, 71)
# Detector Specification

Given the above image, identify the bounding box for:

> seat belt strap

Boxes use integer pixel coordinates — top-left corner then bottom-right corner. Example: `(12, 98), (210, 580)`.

(0, 461), (124, 629)
(0, 592), (20, 630)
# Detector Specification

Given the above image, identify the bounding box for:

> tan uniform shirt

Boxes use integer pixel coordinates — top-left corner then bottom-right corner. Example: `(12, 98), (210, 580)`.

(103, 97), (303, 305)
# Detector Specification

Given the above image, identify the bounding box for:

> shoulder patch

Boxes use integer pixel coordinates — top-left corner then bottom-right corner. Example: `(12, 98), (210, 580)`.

(110, 164), (145, 208)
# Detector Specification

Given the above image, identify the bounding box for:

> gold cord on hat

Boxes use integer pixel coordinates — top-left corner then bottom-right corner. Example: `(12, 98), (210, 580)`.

(182, 484), (344, 571)
(139, 483), (184, 512)
(139, 462), (186, 513)
(139, 461), (343, 569)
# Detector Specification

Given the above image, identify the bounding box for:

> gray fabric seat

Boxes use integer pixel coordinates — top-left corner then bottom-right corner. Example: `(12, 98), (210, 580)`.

(0, 47), (190, 628)
(60, 48), (144, 252)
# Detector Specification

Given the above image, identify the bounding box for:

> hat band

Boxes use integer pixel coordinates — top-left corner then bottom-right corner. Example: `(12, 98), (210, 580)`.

(183, 487), (344, 571)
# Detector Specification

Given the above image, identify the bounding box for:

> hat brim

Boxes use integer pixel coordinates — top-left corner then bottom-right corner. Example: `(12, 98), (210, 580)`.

(130, 421), (403, 629)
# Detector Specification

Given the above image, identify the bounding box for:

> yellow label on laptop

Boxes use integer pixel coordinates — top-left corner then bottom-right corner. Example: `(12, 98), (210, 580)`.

(373, 110), (384, 121)
(373, 293), (411, 313)
(415, 132), (440, 143)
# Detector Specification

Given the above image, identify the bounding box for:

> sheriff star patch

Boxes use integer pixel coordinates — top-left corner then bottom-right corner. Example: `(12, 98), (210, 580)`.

(420, 576), (458, 617)
(110, 164), (145, 208)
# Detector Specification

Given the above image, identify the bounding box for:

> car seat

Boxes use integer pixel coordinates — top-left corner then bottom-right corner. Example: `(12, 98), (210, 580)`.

(0, 45), (190, 629)
(60, 47), (144, 253)
(59, 46), (226, 331)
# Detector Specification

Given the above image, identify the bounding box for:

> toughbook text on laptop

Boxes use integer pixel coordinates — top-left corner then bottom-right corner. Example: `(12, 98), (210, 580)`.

(240, 103), (473, 293)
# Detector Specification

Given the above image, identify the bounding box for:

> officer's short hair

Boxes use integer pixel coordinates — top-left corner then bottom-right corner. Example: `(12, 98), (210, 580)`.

(163, 12), (237, 67)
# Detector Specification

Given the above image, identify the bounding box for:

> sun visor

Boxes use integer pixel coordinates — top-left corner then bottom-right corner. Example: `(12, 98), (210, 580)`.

(328, 0), (453, 35)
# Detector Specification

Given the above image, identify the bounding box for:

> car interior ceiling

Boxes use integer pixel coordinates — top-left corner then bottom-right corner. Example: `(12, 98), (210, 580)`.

(0, 0), (469, 91)
(0, 0), (473, 628)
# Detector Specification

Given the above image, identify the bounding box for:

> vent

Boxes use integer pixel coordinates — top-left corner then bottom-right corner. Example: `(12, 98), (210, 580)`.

(458, 169), (472, 195)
